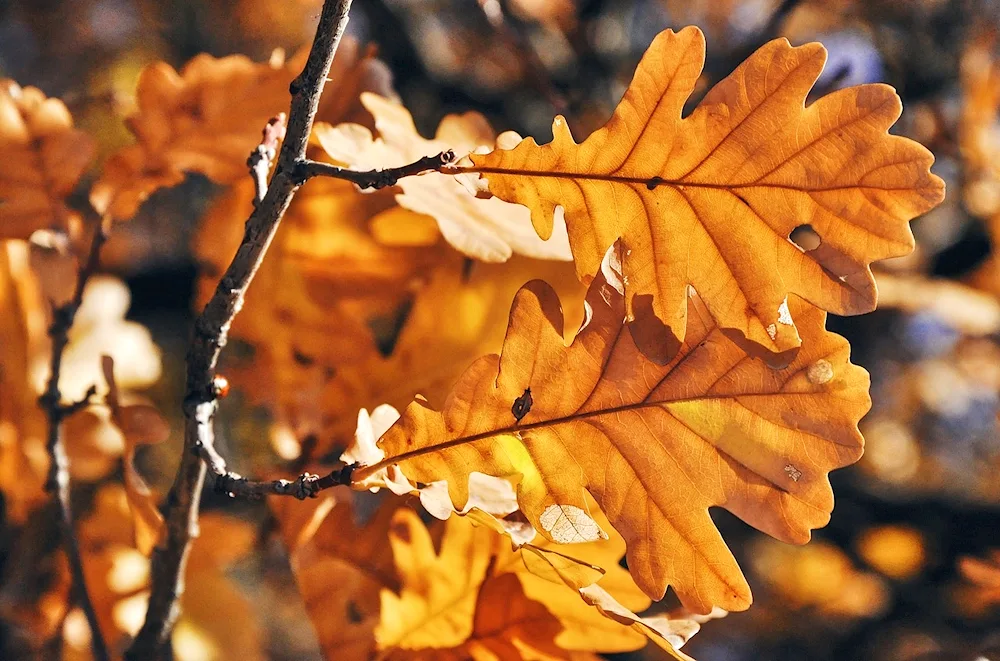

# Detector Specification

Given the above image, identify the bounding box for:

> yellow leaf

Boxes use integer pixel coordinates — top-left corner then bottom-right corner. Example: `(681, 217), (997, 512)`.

(471, 26), (944, 364)
(316, 93), (573, 263)
(373, 244), (870, 613)
(403, 573), (568, 661)
(377, 507), (494, 651)
(0, 81), (94, 238)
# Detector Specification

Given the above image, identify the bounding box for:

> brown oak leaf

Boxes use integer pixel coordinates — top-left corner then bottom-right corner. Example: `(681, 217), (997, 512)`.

(372, 243), (870, 613)
(471, 26), (944, 364)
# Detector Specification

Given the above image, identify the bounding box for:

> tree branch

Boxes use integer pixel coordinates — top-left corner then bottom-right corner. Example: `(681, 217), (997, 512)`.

(292, 150), (456, 188)
(211, 462), (355, 500)
(39, 217), (110, 661)
(125, 1), (355, 658)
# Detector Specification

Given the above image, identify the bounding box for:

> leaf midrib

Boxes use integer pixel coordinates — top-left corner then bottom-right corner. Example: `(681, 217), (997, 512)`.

(368, 388), (857, 480)
(455, 165), (930, 194)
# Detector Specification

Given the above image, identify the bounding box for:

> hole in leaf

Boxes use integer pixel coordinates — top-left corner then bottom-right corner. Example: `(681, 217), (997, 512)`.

(789, 224), (822, 252)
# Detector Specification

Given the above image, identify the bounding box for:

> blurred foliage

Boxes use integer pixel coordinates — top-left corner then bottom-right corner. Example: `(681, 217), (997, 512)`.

(2, 0), (1000, 660)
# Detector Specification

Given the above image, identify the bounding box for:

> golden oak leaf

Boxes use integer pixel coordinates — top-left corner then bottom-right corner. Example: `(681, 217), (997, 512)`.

(316, 92), (572, 263)
(92, 39), (391, 220)
(377, 507), (494, 651)
(402, 573), (568, 661)
(373, 244), (870, 613)
(305, 256), (584, 449)
(485, 497), (717, 659)
(0, 81), (94, 238)
(199, 170), (583, 454)
(471, 26), (944, 364)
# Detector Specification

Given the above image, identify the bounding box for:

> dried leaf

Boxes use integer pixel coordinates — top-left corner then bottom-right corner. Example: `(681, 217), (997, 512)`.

(0, 81), (94, 237)
(472, 26), (944, 364)
(376, 244), (870, 612)
(316, 93), (572, 263)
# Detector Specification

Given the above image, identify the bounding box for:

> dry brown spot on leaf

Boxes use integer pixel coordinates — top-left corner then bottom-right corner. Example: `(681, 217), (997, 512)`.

(472, 25), (944, 364)
(0, 81), (94, 238)
(91, 39), (391, 220)
(375, 244), (870, 613)
(316, 92), (572, 263)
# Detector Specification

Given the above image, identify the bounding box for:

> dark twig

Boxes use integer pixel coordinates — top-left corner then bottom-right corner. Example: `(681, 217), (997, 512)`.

(210, 462), (355, 500)
(126, 1), (355, 658)
(248, 114), (287, 205)
(39, 217), (110, 661)
(292, 150), (456, 189)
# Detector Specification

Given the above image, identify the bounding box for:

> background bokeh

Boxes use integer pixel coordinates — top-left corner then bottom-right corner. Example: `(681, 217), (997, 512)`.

(3, 0), (1000, 659)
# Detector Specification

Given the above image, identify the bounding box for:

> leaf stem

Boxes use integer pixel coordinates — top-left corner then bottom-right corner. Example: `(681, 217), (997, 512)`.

(293, 150), (456, 188)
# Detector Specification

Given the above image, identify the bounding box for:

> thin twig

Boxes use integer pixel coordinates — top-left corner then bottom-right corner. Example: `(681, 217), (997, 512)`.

(210, 461), (355, 500)
(125, 1), (355, 658)
(292, 150), (456, 188)
(39, 217), (110, 661)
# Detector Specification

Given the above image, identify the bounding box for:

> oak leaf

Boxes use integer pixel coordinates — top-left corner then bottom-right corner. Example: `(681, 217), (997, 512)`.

(0, 81), (94, 238)
(471, 26), (944, 364)
(91, 39), (391, 220)
(316, 92), (572, 263)
(373, 244), (870, 613)
(377, 507), (494, 651)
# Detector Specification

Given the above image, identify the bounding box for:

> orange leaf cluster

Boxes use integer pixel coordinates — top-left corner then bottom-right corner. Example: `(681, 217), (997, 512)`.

(91, 38), (391, 221)
(0, 81), (94, 238)
(275, 493), (715, 660)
